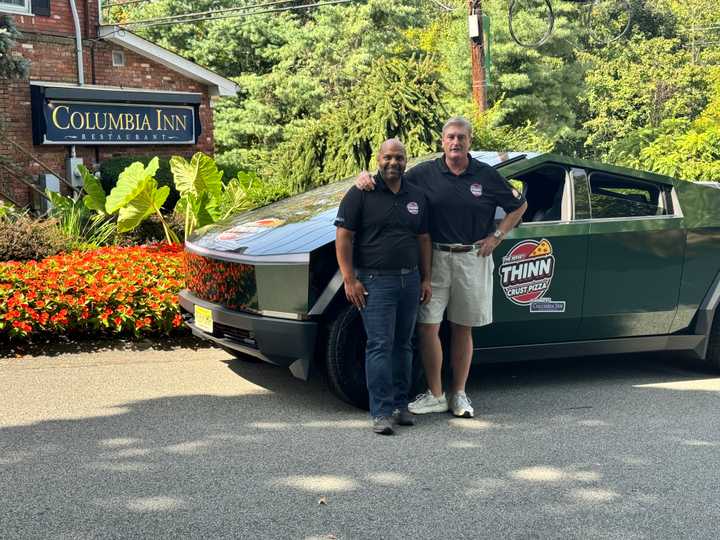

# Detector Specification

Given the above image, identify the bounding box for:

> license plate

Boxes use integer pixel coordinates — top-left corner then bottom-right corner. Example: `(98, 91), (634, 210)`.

(194, 305), (214, 334)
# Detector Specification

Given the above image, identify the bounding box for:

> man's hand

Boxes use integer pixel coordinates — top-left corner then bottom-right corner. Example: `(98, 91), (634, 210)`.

(344, 278), (368, 309)
(475, 235), (502, 257)
(420, 280), (432, 305)
(354, 171), (376, 191)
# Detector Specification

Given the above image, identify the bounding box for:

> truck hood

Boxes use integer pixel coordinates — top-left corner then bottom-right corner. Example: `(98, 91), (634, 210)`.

(186, 151), (533, 261)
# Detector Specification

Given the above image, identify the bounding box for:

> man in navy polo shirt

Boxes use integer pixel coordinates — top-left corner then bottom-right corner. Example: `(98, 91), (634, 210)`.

(335, 139), (432, 435)
(355, 118), (527, 419)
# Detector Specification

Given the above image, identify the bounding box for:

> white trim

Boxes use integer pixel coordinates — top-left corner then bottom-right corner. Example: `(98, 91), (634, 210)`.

(30, 80), (203, 97)
(98, 25), (238, 97)
(111, 49), (126, 67)
(0, 0), (30, 15)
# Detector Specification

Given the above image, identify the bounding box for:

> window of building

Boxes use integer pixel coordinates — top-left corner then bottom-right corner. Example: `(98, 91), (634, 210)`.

(112, 50), (126, 67)
(588, 173), (670, 219)
(0, 0), (30, 14)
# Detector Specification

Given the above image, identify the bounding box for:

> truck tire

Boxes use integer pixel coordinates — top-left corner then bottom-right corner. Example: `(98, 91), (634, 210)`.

(706, 312), (720, 371)
(325, 304), (369, 409)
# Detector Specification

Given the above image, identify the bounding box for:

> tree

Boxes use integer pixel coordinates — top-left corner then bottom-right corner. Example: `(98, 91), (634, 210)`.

(627, 74), (720, 181)
(579, 36), (712, 160)
(270, 55), (447, 192)
(0, 15), (29, 80)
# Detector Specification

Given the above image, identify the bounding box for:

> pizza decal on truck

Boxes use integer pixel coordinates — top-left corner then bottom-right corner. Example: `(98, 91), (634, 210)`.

(499, 238), (565, 312)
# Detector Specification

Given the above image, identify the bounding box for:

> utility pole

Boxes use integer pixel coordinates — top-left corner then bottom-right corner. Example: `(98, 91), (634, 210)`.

(468, 0), (487, 113)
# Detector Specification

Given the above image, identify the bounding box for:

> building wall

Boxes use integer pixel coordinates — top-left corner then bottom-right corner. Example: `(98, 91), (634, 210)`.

(10, 0), (99, 37)
(0, 2), (218, 207)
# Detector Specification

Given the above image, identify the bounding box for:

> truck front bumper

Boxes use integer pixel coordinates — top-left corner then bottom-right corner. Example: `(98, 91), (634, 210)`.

(179, 290), (319, 380)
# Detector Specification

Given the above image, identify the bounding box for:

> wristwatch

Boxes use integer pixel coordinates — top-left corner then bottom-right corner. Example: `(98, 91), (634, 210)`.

(493, 229), (505, 240)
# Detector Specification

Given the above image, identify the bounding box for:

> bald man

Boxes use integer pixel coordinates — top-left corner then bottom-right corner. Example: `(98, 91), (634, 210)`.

(335, 139), (432, 435)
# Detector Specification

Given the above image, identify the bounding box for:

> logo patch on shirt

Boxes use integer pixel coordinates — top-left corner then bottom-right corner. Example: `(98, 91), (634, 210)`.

(470, 183), (483, 197)
(406, 201), (419, 215)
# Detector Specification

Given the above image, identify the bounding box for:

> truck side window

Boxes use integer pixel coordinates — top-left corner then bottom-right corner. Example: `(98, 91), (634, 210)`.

(589, 173), (669, 219)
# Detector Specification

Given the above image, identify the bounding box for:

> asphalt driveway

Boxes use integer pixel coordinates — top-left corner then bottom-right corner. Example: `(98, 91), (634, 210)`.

(1, 339), (719, 539)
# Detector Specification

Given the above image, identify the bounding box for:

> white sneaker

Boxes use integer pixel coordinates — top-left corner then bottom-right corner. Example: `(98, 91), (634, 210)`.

(450, 391), (474, 418)
(408, 390), (448, 414)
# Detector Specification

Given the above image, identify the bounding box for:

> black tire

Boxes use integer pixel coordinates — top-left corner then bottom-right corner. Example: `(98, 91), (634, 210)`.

(706, 313), (720, 371)
(325, 304), (369, 409)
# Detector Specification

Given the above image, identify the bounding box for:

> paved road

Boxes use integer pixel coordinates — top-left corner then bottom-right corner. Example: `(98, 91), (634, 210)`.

(1, 340), (720, 539)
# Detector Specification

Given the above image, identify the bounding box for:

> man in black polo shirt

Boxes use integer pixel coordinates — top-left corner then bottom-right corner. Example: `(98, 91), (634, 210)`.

(355, 118), (527, 419)
(335, 139), (432, 435)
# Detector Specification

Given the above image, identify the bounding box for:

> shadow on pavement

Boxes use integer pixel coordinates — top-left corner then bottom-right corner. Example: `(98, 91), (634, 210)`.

(2, 352), (719, 538)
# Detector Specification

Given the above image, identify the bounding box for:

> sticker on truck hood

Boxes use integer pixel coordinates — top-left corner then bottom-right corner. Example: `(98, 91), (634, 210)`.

(216, 218), (285, 241)
(499, 238), (564, 312)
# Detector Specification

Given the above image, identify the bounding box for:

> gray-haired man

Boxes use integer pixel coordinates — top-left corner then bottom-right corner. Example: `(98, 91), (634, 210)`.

(355, 117), (527, 418)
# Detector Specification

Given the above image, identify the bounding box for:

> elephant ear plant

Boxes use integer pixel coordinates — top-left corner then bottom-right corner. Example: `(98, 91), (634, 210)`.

(170, 152), (224, 241)
(105, 157), (179, 244)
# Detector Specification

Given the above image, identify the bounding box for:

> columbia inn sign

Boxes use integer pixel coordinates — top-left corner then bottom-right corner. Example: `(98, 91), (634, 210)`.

(31, 85), (201, 146)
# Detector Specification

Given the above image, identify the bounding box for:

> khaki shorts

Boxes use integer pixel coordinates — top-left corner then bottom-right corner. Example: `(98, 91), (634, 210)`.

(417, 248), (494, 327)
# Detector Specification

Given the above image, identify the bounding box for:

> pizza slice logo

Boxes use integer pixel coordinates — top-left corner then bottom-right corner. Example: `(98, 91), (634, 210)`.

(528, 239), (552, 258)
(499, 238), (555, 306)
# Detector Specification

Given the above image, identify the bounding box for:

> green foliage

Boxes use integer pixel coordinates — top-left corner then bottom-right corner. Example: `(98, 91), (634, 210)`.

(46, 189), (117, 249)
(471, 100), (554, 153)
(117, 0), (720, 188)
(105, 158), (178, 243)
(79, 166), (107, 215)
(98, 156), (180, 210)
(625, 86), (720, 181)
(272, 55), (446, 191)
(580, 36), (712, 160)
(0, 215), (70, 262)
(0, 201), (11, 220)
(170, 152), (225, 239)
(0, 15), (30, 80)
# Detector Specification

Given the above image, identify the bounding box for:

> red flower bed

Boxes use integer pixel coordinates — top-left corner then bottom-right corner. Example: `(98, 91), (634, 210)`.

(0, 244), (185, 340)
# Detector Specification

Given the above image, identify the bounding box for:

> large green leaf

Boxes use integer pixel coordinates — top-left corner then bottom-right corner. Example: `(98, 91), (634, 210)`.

(79, 165), (107, 214)
(115, 178), (158, 233)
(170, 152), (223, 200)
(188, 192), (217, 229)
(106, 158), (159, 214)
(46, 190), (76, 215)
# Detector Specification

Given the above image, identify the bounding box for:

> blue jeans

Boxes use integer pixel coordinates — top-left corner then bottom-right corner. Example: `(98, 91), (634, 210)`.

(357, 270), (421, 418)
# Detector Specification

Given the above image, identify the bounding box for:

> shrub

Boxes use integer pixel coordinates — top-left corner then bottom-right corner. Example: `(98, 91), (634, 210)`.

(117, 213), (185, 246)
(0, 244), (185, 340)
(0, 215), (71, 262)
(99, 156), (180, 210)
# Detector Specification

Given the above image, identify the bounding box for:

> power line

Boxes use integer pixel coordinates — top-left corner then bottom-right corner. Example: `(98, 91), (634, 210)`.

(113, 0), (303, 27)
(115, 0), (362, 29)
(102, 0), (157, 10)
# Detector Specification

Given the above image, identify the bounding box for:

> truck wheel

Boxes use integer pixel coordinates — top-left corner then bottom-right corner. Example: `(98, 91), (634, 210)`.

(325, 304), (369, 409)
(706, 312), (720, 371)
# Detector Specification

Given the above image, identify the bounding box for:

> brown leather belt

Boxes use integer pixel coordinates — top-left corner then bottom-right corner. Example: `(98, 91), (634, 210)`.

(432, 242), (478, 253)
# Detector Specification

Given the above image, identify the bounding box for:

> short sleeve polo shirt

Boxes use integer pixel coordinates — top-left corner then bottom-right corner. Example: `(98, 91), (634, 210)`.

(405, 155), (526, 244)
(334, 175), (429, 270)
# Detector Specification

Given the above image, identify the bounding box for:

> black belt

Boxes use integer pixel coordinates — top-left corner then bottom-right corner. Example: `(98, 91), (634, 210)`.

(432, 242), (478, 253)
(357, 266), (418, 276)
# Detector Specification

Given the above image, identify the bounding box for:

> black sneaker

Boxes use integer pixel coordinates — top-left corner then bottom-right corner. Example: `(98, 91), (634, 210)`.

(372, 416), (394, 435)
(392, 408), (416, 426)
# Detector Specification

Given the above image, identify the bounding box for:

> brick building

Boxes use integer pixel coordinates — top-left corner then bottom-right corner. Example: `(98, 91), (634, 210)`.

(0, 0), (237, 208)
